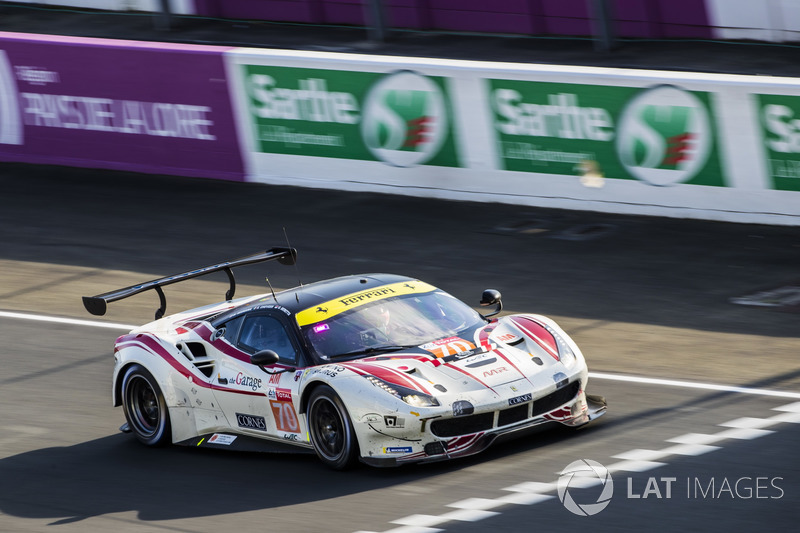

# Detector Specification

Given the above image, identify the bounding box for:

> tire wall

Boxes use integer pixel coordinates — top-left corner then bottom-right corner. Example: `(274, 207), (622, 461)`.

(2, 31), (800, 226)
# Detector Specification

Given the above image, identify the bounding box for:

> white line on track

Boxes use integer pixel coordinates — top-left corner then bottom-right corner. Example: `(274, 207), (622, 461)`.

(2, 310), (799, 399)
(588, 371), (800, 399)
(0, 310), (136, 331)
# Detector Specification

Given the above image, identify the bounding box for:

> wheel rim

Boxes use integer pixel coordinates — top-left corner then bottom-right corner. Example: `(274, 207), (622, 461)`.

(311, 397), (346, 460)
(126, 375), (161, 437)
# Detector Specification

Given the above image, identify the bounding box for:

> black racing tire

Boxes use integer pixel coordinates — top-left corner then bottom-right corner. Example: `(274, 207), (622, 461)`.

(121, 364), (171, 446)
(307, 385), (360, 470)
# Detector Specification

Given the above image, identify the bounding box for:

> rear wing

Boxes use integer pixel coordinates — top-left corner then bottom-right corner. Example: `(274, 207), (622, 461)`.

(82, 247), (297, 320)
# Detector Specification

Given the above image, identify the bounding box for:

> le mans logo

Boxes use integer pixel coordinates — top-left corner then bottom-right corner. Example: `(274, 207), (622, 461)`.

(616, 85), (712, 186)
(0, 51), (23, 145)
(361, 70), (449, 168)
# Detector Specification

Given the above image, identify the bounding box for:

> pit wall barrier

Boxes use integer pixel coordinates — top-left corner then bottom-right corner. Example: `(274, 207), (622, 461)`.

(225, 48), (800, 226)
(1, 31), (800, 226)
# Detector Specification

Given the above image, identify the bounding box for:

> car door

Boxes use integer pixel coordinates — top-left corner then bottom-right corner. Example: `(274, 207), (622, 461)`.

(213, 310), (307, 443)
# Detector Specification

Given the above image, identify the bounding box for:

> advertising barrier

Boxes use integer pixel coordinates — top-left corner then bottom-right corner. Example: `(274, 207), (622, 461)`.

(0, 32), (244, 181)
(226, 49), (800, 225)
(1, 31), (799, 225)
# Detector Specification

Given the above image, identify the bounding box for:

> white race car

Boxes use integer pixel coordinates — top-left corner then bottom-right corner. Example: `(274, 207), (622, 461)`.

(84, 248), (606, 469)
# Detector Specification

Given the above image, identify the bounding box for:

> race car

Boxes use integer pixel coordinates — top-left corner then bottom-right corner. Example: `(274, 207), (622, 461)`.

(83, 247), (606, 469)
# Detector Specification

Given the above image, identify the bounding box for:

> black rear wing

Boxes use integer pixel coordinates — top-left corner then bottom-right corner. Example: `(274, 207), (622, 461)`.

(83, 247), (297, 320)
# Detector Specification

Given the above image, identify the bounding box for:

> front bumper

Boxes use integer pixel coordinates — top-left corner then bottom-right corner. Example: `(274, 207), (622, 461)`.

(360, 381), (606, 467)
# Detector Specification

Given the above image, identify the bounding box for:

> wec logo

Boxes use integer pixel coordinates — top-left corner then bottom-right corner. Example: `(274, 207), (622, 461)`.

(0, 51), (23, 145)
(616, 85), (711, 186)
(361, 71), (448, 167)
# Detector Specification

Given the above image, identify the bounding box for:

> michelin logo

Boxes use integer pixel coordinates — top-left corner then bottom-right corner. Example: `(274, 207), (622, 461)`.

(0, 50), (23, 145)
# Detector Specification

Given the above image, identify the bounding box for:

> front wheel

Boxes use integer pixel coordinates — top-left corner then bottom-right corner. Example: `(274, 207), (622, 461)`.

(121, 364), (171, 446)
(307, 385), (359, 470)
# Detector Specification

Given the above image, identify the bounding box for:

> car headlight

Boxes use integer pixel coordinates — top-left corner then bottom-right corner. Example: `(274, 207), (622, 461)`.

(364, 375), (440, 407)
(553, 331), (577, 367)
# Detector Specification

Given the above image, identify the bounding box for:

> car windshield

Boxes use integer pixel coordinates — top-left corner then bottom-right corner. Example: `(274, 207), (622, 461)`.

(300, 290), (486, 361)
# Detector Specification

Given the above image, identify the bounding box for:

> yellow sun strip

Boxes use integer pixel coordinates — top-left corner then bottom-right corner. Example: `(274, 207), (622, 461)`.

(295, 280), (437, 326)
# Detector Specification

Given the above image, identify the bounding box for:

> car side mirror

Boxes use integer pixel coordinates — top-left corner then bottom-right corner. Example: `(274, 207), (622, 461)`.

(479, 289), (503, 318)
(251, 349), (279, 367)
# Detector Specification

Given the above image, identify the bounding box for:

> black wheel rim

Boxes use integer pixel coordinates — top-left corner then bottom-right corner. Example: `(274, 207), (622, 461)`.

(127, 375), (160, 437)
(311, 398), (345, 460)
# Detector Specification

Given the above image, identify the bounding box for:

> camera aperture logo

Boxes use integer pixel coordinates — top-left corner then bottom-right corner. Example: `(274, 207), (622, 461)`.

(557, 459), (614, 516)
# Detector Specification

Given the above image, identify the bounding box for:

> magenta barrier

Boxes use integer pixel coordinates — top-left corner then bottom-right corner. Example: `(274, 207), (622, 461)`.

(0, 32), (245, 181)
(193, 0), (712, 39)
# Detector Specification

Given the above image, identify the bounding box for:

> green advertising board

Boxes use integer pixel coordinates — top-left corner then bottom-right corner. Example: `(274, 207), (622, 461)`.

(240, 65), (460, 168)
(487, 80), (725, 187)
(756, 94), (800, 192)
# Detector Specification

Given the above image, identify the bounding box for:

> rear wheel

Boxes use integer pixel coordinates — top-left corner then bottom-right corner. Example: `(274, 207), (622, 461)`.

(307, 385), (359, 470)
(121, 364), (171, 446)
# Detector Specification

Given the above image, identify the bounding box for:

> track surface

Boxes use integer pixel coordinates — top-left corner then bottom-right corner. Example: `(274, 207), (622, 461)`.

(1, 163), (799, 532)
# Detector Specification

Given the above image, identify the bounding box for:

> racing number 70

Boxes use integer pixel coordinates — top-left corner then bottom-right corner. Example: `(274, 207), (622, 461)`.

(269, 400), (300, 433)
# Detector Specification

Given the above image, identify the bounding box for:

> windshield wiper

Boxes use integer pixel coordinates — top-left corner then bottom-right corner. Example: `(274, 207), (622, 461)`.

(329, 345), (418, 360)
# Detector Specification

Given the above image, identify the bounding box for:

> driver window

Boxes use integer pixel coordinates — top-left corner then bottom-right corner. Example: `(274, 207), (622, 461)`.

(239, 315), (298, 364)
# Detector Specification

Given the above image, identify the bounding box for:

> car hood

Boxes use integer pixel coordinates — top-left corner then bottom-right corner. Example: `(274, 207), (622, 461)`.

(339, 314), (576, 397)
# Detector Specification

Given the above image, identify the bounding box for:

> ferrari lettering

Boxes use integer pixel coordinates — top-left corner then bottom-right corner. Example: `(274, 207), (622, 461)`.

(248, 74), (359, 124)
(339, 287), (397, 306)
(235, 373), (262, 391)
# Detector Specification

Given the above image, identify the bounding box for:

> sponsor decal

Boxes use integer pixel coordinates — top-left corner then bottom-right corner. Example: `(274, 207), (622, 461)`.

(420, 336), (477, 359)
(268, 372), (282, 385)
(383, 415), (405, 428)
(483, 367), (509, 378)
(383, 446), (413, 454)
(295, 281), (436, 326)
(495, 332), (521, 344)
(217, 374), (228, 385)
(240, 65), (460, 167)
(283, 433), (299, 441)
(208, 434), (237, 446)
(308, 364), (347, 378)
(0, 51), (23, 145)
(294, 370), (303, 381)
(509, 393), (533, 406)
(236, 412), (267, 432)
(270, 400), (300, 433)
(757, 94), (800, 191)
(276, 388), (292, 402)
(488, 80), (722, 186)
(235, 372), (262, 391)
(362, 413), (383, 423)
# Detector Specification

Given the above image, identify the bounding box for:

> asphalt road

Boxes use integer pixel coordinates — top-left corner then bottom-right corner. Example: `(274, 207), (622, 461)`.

(1, 163), (799, 533)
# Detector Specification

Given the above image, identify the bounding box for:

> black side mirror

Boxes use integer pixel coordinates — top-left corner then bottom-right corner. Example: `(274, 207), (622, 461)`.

(251, 349), (279, 367)
(479, 289), (503, 318)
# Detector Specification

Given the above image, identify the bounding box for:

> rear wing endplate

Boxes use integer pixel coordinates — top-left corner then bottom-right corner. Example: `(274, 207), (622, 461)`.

(82, 247), (297, 320)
